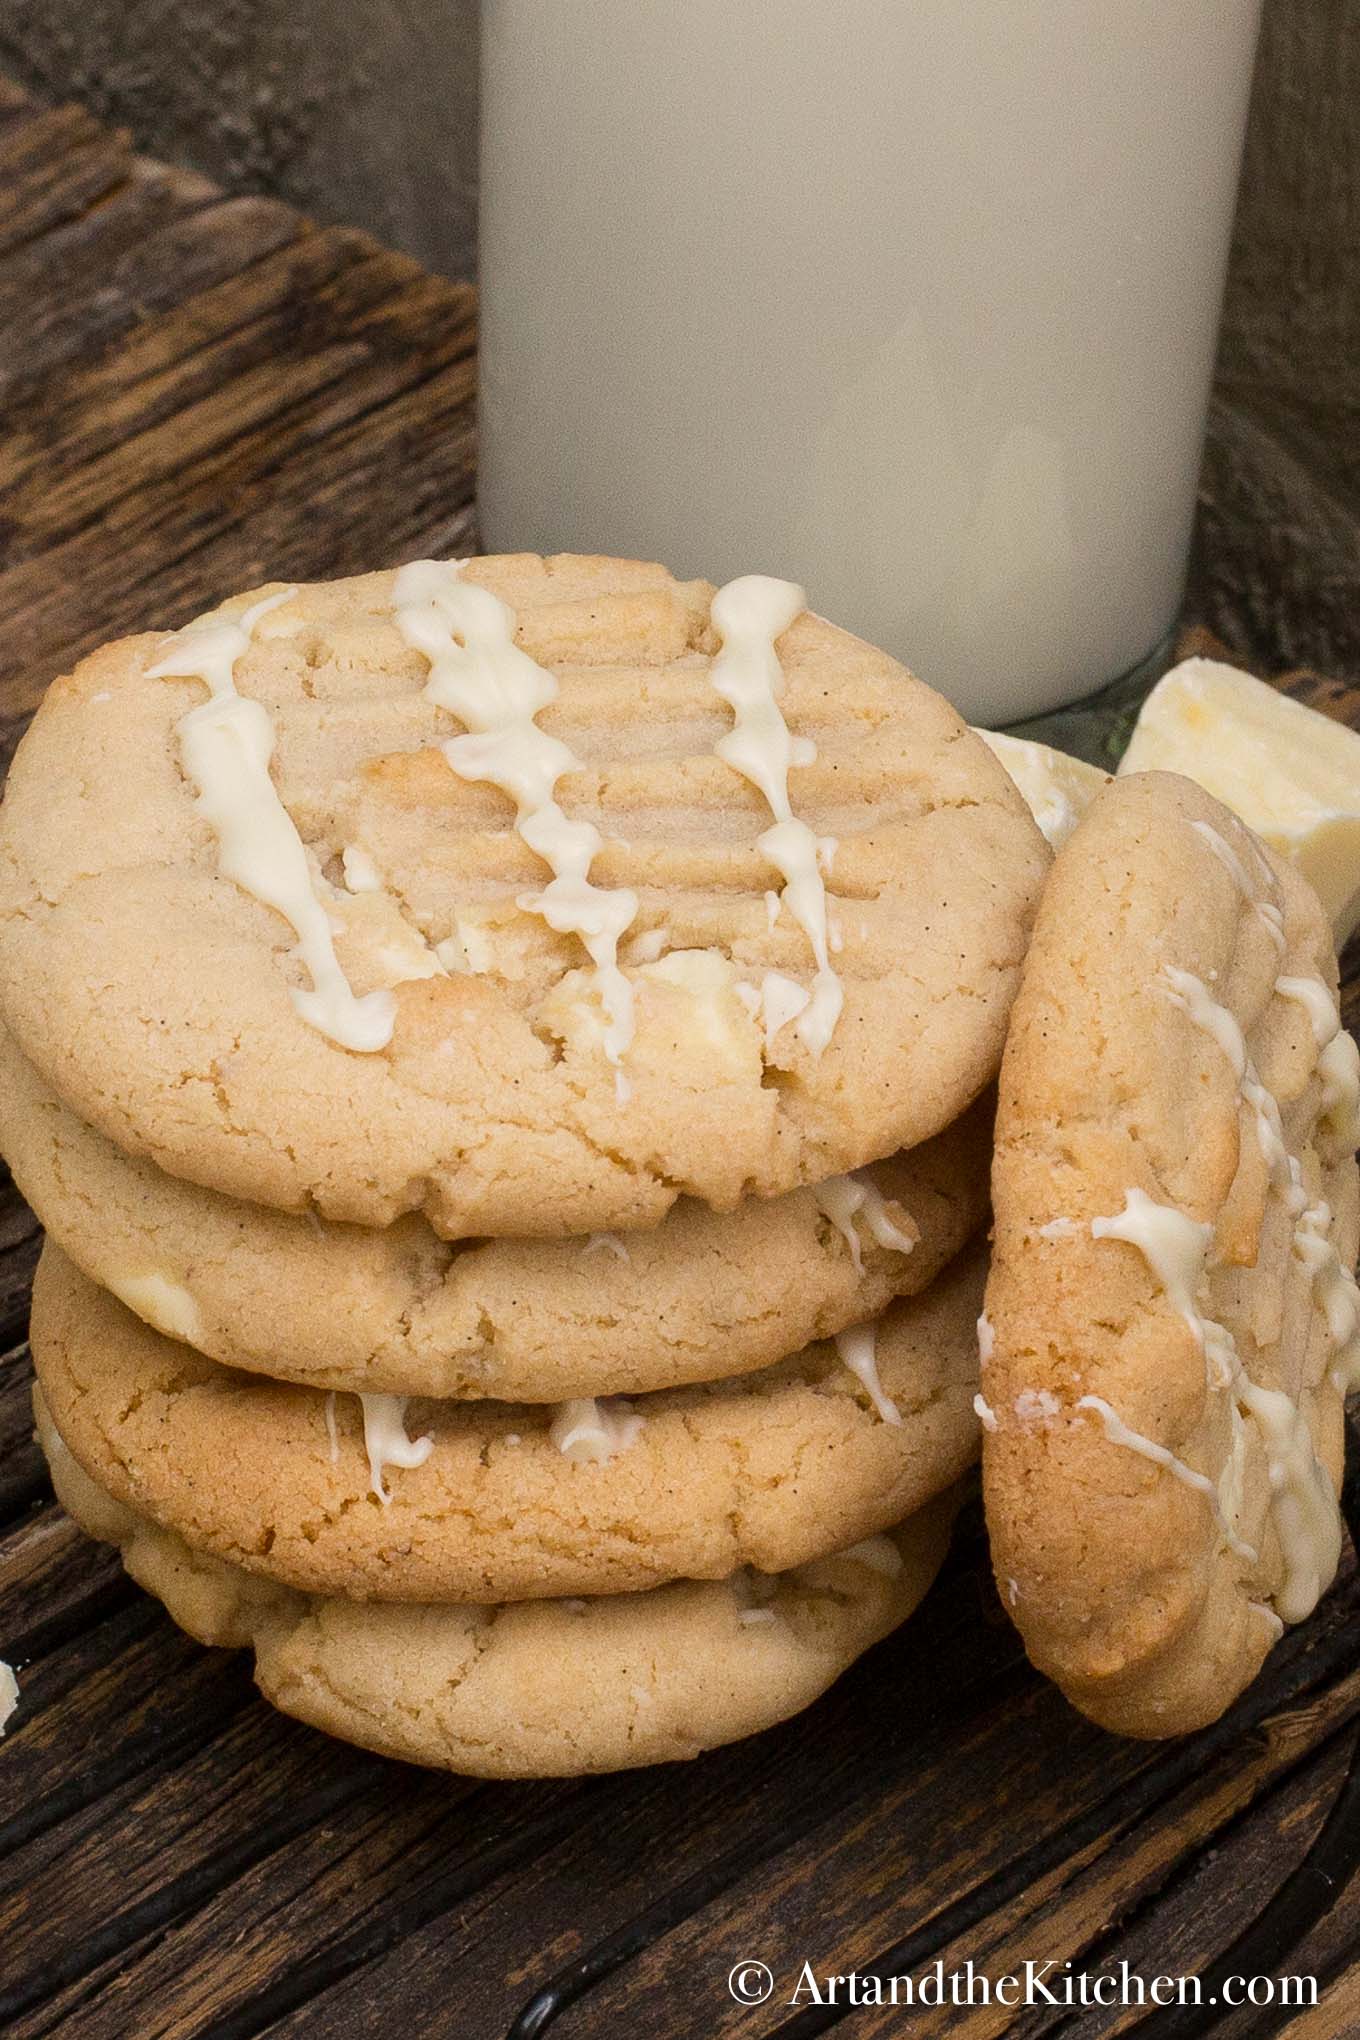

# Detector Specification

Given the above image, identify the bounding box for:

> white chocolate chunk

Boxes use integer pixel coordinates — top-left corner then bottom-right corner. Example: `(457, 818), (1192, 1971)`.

(1014, 1387), (1059, 1421)
(341, 844), (382, 893)
(549, 1397), (644, 1464)
(107, 1271), (204, 1345)
(636, 950), (761, 1078)
(973, 1393), (998, 1433)
(1121, 657), (1360, 944)
(973, 728), (1108, 847)
(151, 591), (395, 1052)
(759, 969), (811, 1050)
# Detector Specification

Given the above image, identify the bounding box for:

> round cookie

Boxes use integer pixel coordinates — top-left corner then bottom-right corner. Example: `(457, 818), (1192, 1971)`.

(39, 1394), (957, 1778)
(983, 771), (1360, 1739)
(0, 1029), (990, 1397)
(31, 1236), (986, 1603)
(0, 556), (1046, 1238)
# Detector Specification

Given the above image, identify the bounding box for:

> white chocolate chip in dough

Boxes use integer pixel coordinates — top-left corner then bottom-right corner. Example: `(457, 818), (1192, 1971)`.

(549, 1397), (644, 1464)
(106, 1271), (204, 1346)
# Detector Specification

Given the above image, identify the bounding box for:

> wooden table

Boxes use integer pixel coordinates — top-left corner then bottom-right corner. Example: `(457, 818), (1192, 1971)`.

(3, 78), (1360, 2040)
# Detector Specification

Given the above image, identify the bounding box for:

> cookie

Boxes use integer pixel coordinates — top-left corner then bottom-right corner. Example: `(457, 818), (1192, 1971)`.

(983, 771), (1360, 1738)
(39, 1393), (957, 1777)
(0, 1029), (990, 1397)
(0, 556), (1045, 1238)
(31, 1236), (985, 1602)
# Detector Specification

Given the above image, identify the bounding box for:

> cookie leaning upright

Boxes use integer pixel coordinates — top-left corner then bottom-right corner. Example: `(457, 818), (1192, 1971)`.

(984, 771), (1360, 1738)
(0, 556), (1047, 1238)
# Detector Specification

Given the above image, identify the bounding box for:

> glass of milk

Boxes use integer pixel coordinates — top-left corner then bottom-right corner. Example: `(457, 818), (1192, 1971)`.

(478, 0), (1263, 723)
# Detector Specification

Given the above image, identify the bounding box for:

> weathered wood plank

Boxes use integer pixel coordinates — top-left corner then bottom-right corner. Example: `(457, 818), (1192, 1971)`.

(0, 1179), (40, 1348)
(0, 240), (448, 535)
(0, 1609), (256, 1866)
(523, 1566), (1360, 2040)
(0, 101), (129, 254)
(0, 347), (478, 769)
(0, 181), (302, 409)
(0, 1338), (41, 1525)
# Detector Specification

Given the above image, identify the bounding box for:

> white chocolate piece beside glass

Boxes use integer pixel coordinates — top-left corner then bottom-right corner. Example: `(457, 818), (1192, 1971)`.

(1119, 658), (1360, 946)
(977, 657), (1360, 947)
(973, 731), (1109, 849)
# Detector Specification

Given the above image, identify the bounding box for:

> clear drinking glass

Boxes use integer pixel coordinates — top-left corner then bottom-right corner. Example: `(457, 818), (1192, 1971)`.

(479, 0), (1263, 723)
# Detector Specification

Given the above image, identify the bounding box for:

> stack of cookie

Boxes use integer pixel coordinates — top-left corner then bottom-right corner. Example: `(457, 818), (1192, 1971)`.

(0, 554), (1051, 1774)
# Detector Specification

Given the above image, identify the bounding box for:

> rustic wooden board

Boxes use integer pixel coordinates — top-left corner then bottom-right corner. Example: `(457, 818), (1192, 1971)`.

(1, 73), (1359, 2040)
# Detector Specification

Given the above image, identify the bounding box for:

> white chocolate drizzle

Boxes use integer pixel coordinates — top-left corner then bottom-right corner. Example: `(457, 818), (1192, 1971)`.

(1293, 1194), (1360, 1391)
(1232, 1378), (1340, 1622)
(1090, 1189), (1343, 1621)
(150, 591), (395, 1051)
(358, 1392), (434, 1504)
(1077, 1395), (1256, 1561)
(549, 1397), (644, 1463)
(977, 1311), (995, 1365)
(1276, 973), (1360, 1151)
(1037, 1217), (1078, 1240)
(813, 1175), (916, 1275)
(393, 561), (640, 1081)
(1257, 901), (1286, 952)
(1091, 1190), (1227, 1380)
(1160, 967), (1291, 1188)
(834, 1321), (901, 1425)
(973, 1393), (998, 1433)
(708, 575), (842, 1054)
(1275, 973), (1339, 1048)
(1192, 818), (1257, 899)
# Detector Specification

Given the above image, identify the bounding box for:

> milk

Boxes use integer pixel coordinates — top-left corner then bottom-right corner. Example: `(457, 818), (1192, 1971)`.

(479, 1), (1263, 721)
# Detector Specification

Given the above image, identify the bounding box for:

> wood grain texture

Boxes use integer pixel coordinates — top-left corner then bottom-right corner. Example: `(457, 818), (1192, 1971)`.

(1, 34), (1360, 2038)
